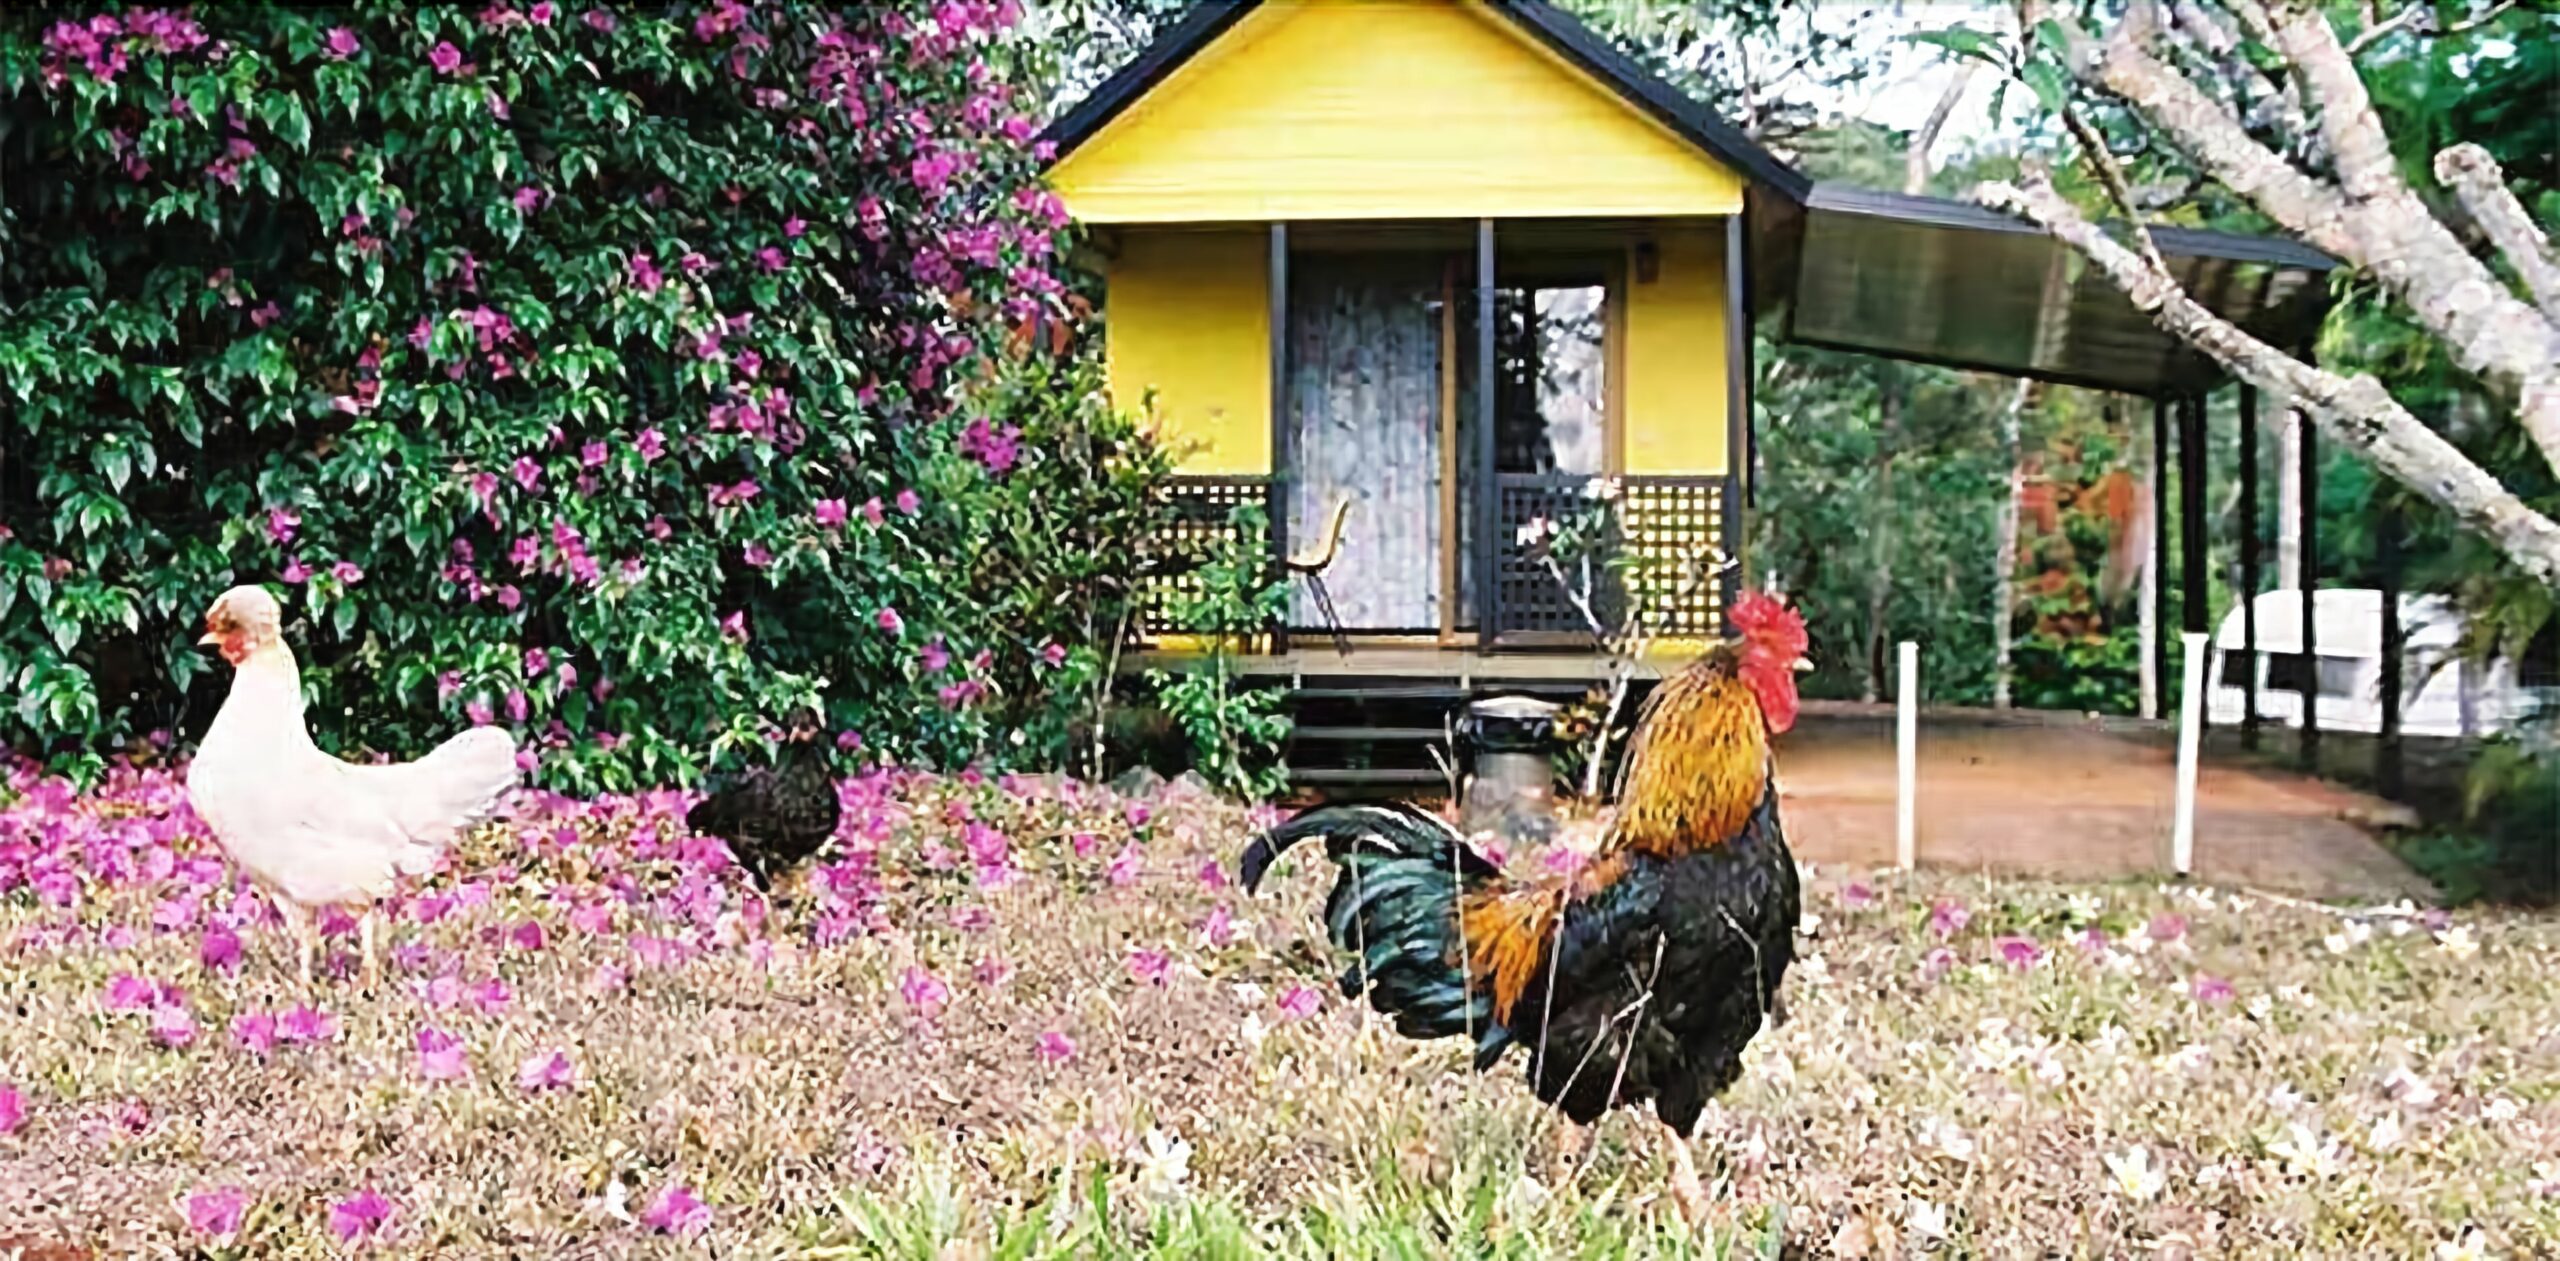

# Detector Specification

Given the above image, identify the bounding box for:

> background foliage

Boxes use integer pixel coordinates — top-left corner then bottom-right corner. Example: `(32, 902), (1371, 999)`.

(0, 2), (1173, 789)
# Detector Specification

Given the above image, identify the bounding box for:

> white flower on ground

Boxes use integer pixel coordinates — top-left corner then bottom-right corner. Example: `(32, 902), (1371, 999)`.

(2383, 1067), (2440, 1109)
(2105, 1145), (2165, 1202)
(2064, 892), (2104, 925)
(2226, 896), (2255, 913)
(2483, 1097), (2520, 1124)
(1795, 955), (1830, 984)
(2367, 1113), (2404, 1152)
(2434, 1227), (2495, 1261)
(2528, 1161), (2560, 1197)
(588, 1176), (634, 1224)
(2436, 925), (2480, 959)
(1919, 1117), (1976, 1164)
(2269, 1122), (2341, 1180)
(2158, 1043), (2212, 1074)
(2091, 1024), (2130, 1056)
(2265, 1083), (2308, 1113)
(1905, 1197), (1950, 1241)
(2194, 1162), (2230, 1189)
(1133, 1128), (1193, 1205)
(1228, 981), (1267, 1007)
(2324, 920), (2374, 955)
(1239, 1012), (1267, 1049)
(1798, 910), (1822, 939)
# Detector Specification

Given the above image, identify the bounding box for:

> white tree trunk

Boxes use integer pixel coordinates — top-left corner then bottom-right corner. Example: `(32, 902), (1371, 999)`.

(1991, 379), (2032, 708)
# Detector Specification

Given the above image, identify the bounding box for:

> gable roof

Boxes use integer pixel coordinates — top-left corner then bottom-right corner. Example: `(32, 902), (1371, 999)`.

(1041, 0), (1811, 204)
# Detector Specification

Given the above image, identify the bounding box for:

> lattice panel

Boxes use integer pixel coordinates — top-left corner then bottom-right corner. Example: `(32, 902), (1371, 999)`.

(1144, 476), (1270, 637)
(1493, 474), (1625, 635)
(1619, 476), (1728, 638)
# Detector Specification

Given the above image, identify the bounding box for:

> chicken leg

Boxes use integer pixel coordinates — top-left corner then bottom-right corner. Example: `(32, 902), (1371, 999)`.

(358, 904), (383, 992)
(1663, 1119), (1713, 1228)
(272, 894), (318, 991)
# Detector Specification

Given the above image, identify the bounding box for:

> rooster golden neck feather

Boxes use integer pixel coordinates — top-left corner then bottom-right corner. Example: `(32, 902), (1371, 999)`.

(1608, 651), (1770, 857)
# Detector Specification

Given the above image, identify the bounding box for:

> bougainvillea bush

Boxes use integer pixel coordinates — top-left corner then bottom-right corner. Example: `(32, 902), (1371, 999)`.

(0, 3), (1164, 787)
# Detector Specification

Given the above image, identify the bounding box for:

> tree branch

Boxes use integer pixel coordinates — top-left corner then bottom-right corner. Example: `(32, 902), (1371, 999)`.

(1980, 174), (2560, 586)
(2436, 142), (2560, 325)
(2345, 0), (2518, 56)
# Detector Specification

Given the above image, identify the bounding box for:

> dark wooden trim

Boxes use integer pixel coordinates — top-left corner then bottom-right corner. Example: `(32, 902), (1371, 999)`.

(1038, 2), (1261, 157)
(2151, 395), (2171, 702)
(1803, 183), (2340, 272)
(1439, 257), (1461, 645)
(1476, 217), (1499, 655)
(2300, 409), (2320, 772)
(1787, 334), (2210, 397)
(2178, 393), (2208, 636)
(2238, 383), (2261, 750)
(2377, 499), (2403, 798)
(1269, 221), (1292, 655)
(1723, 212), (1749, 626)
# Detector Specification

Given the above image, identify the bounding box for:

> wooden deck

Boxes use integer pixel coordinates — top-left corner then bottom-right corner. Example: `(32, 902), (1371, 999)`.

(1119, 646), (1661, 685)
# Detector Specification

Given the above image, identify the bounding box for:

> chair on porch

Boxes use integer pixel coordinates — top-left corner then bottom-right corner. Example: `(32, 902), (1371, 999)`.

(1287, 495), (1355, 659)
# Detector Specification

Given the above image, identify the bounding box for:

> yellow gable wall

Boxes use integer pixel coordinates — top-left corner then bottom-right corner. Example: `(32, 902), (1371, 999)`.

(1103, 228), (1272, 474)
(1050, 0), (1745, 223)
(1623, 222), (1728, 476)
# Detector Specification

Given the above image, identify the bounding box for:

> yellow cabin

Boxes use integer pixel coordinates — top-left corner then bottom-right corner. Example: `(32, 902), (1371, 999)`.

(1044, 0), (2337, 693)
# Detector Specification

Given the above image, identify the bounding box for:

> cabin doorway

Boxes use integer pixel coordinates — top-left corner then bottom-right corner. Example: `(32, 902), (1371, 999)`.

(1283, 256), (1448, 635)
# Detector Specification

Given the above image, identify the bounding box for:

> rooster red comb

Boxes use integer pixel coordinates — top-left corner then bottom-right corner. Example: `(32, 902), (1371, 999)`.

(1730, 591), (1808, 658)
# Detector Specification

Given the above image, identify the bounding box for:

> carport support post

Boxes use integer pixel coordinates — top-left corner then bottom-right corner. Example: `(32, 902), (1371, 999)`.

(2171, 631), (2209, 877)
(1896, 640), (1919, 870)
(2178, 393), (2208, 640)
(2239, 384), (2261, 750)
(2378, 500), (2404, 798)
(2152, 396), (2172, 702)
(2299, 413), (2320, 773)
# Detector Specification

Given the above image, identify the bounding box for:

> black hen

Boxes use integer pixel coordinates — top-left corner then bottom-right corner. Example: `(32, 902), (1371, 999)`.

(687, 708), (839, 890)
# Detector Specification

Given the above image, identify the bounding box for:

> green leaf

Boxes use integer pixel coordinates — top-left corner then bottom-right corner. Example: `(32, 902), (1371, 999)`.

(2021, 61), (2071, 117)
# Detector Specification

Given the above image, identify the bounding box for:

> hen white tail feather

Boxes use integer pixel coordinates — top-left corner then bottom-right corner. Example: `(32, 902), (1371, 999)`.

(350, 726), (521, 873)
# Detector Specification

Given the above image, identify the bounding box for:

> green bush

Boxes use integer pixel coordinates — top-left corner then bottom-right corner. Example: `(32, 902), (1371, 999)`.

(0, 3), (1164, 788)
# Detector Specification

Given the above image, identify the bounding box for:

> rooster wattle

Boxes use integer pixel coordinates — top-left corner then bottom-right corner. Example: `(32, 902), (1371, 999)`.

(185, 585), (519, 989)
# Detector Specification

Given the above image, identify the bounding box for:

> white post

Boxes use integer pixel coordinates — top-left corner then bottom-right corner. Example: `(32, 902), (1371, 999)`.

(1896, 640), (1919, 870)
(2170, 631), (2210, 877)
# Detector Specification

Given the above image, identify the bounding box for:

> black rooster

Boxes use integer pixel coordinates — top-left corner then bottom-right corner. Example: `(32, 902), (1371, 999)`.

(687, 707), (839, 890)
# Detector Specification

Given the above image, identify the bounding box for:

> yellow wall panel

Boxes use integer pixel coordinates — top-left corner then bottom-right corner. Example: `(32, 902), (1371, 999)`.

(1104, 228), (1271, 474)
(1623, 223), (1728, 476)
(1050, 1), (1743, 223)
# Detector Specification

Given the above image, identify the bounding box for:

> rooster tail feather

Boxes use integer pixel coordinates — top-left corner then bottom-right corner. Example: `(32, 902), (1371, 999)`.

(1242, 803), (1508, 1049)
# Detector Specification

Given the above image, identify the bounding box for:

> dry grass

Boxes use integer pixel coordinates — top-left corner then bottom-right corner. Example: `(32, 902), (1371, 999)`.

(1, 760), (2555, 1259)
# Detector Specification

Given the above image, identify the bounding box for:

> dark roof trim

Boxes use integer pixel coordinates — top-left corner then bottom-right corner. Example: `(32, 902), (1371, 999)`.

(1039, 1), (1260, 157)
(1037, 0), (1814, 205)
(1806, 183), (2340, 272)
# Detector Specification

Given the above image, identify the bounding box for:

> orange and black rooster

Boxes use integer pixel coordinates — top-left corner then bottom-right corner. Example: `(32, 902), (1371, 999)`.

(1239, 591), (1810, 1223)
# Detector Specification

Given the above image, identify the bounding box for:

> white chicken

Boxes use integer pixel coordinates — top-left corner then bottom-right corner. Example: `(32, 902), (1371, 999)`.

(186, 585), (519, 989)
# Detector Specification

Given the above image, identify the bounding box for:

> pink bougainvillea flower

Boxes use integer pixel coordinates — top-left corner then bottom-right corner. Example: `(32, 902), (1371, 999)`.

(972, 957), (1012, 988)
(628, 252), (663, 293)
(742, 542), (772, 568)
(1928, 900), (1971, 938)
(329, 1188), (395, 1244)
(635, 427), (665, 462)
(1995, 936), (2044, 970)
(895, 488), (921, 515)
(265, 505), (300, 543)
(152, 1003), (199, 1047)
(1105, 843), (1143, 888)
(1040, 641), (1068, 667)
(588, 961), (629, 995)
(278, 1004), (339, 1044)
(1920, 946), (1957, 981)
(1196, 858), (1230, 890)
(1126, 947), (1171, 987)
(899, 966), (948, 1017)
(508, 920), (545, 953)
(470, 976), (514, 1013)
(582, 8), (617, 32)
(200, 925), (241, 973)
(1838, 882), (1878, 910)
(324, 26), (361, 58)
(1036, 1030), (1075, 1063)
(719, 611), (749, 643)
(813, 498), (847, 527)
(920, 638), (951, 672)
(231, 1012), (278, 1058)
(2190, 973), (2235, 1005)
(186, 1186), (248, 1238)
(1197, 904), (1236, 948)
(529, 2), (556, 25)
(875, 607), (904, 636)
(330, 560), (364, 584)
(2147, 913), (2188, 945)
(756, 246), (787, 273)
(0, 1083), (24, 1135)
(517, 1049), (575, 1093)
(640, 1183), (710, 1238)
(416, 1026), (467, 1081)
(859, 496), (885, 525)
(429, 41), (464, 74)
(102, 972), (159, 1012)
(1277, 984), (1322, 1021)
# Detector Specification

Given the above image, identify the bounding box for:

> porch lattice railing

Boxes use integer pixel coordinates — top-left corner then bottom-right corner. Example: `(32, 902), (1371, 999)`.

(1141, 473), (1731, 645)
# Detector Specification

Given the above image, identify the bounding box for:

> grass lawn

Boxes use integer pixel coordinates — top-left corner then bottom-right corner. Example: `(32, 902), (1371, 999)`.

(1, 756), (2553, 1258)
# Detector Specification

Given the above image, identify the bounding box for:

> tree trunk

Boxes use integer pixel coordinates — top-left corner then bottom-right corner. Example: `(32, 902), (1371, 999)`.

(1992, 378), (2032, 709)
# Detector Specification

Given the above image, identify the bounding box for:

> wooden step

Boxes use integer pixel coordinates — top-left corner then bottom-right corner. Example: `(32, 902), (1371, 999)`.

(1289, 725), (1449, 742)
(1291, 767), (1450, 786)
